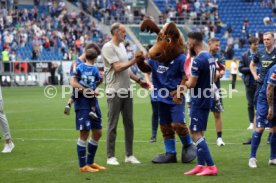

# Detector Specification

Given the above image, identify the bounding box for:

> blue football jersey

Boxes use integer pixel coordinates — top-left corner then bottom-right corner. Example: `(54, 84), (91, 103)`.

(73, 63), (100, 110)
(258, 64), (276, 105)
(190, 51), (216, 109)
(148, 53), (186, 104)
(74, 63), (100, 90)
(253, 48), (276, 83)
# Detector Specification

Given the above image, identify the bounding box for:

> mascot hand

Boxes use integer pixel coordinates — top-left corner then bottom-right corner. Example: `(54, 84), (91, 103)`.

(134, 51), (145, 63)
(170, 90), (183, 104)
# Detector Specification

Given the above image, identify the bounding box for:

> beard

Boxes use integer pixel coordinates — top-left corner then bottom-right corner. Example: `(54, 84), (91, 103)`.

(189, 48), (197, 57)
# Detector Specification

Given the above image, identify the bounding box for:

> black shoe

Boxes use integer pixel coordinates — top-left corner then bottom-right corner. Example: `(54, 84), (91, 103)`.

(182, 144), (197, 163)
(242, 138), (251, 145)
(149, 137), (157, 143)
(152, 153), (177, 163)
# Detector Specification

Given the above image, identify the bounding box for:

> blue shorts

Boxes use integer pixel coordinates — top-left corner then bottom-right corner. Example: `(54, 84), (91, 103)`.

(158, 102), (185, 124)
(190, 108), (210, 131)
(75, 102), (102, 130)
(256, 101), (275, 128)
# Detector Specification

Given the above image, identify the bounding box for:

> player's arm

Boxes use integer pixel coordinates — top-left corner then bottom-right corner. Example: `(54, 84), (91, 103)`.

(249, 61), (260, 81)
(70, 77), (87, 92)
(112, 58), (137, 73)
(128, 69), (149, 88)
(267, 83), (274, 120)
(112, 51), (145, 73)
(250, 52), (260, 81)
(185, 76), (198, 89)
(144, 72), (153, 90)
(185, 57), (199, 89)
(95, 70), (103, 87)
(70, 77), (97, 95)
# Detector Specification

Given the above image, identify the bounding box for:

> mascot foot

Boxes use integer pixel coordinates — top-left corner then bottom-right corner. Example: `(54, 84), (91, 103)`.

(182, 144), (197, 163)
(152, 153), (177, 164)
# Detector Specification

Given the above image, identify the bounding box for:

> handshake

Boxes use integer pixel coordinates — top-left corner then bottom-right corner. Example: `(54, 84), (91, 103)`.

(134, 51), (145, 63)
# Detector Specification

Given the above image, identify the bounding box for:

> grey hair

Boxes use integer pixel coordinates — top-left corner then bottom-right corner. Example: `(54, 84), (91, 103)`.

(110, 23), (121, 35)
(264, 32), (274, 38)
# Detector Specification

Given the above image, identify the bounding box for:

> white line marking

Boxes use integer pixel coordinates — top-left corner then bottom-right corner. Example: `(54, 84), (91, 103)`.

(13, 128), (253, 131)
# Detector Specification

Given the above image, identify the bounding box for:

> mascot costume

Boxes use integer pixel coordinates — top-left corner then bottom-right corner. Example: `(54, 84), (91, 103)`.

(137, 19), (196, 163)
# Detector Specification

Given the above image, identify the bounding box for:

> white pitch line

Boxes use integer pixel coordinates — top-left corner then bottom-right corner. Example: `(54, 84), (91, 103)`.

(13, 128), (254, 131)
(13, 137), (244, 145)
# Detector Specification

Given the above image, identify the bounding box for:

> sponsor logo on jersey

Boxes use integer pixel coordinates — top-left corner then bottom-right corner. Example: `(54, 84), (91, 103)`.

(262, 60), (273, 67)
(157, 66), (169, 73)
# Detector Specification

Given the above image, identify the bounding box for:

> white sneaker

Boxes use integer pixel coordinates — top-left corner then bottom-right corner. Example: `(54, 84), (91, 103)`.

(249, 158), (257, 168)
(268, 159), (276, 165)
(107, 157), (119, 165)
(2, 142), (15, 153)
(216, 137), (225, 146)
(247, 123), (254, 130)
(125, 155), (141, 164)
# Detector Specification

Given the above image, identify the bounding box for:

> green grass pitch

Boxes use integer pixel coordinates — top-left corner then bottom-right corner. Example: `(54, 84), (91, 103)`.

(0, 81), (275, 183)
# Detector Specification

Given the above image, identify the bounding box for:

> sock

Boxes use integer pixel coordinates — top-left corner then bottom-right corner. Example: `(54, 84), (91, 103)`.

(77, 138), (86, 168)
(250, 131), (263, 158)
(194, 137), (205, 166)
(217, 132), (222, 138)
(196, 138), (214, 166)
(270, 133), (276, 159)
(268, 132), (272, 142)
(179, 134), (193, 147)
(87, 139), (98, 165)
(164, 139), (176, 154)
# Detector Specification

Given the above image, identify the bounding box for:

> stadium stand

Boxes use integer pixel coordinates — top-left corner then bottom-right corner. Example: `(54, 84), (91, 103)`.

(0, 1), (106, 61)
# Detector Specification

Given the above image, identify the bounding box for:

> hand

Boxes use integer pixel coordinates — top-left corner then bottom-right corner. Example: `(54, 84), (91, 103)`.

(134, 51), (145, 63)
(170, 90), (183, 104)
(267, 107), (274, 120)
(148, 84), (154, 91)
(139, 80), (150, 89)
(219, 70), (225, 78)
(254, 74), (261, 81)
(135, 51), (144, 58)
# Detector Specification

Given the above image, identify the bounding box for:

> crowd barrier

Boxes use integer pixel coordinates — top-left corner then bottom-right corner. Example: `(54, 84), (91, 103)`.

(0, 61), (72, 87)
(0, 59), (240, 87)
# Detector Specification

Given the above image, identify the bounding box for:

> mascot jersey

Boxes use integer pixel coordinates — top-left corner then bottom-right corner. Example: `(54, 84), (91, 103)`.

(72, 63), (101, 110)
(148, 53), (186, 105)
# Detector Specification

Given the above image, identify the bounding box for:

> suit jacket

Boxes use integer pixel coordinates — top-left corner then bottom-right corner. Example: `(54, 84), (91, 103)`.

(239, 50), (256, 86)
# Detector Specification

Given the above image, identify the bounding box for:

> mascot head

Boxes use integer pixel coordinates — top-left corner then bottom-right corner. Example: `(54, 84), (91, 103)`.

(140, 19), (185, 63)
